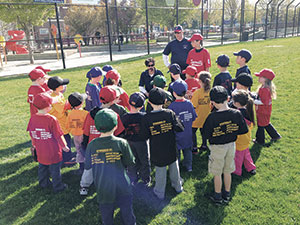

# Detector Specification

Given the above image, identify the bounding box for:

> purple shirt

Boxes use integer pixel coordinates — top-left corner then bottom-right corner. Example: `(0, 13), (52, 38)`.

(85, 82), (102, 111)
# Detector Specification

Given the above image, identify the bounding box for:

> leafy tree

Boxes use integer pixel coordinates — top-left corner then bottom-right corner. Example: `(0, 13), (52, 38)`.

(0, 0), (55, 64)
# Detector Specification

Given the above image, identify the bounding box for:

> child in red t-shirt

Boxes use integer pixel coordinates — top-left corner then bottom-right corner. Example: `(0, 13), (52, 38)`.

(186, 33), (211, 74)
(182, 65), (201, 99)
(27, 93), (70, 192)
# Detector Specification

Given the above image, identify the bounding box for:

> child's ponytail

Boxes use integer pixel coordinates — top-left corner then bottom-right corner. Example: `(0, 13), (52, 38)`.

(199, 71), (211, 92)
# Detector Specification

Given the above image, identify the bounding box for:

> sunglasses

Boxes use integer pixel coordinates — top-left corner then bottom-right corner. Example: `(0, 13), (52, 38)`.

(175, 32), (182, 34)
(147, 64), (154, 67)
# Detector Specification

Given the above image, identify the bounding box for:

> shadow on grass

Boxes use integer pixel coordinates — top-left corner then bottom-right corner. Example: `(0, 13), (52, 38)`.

(0, 155), (34, 179)
(0, 141), (32, 159)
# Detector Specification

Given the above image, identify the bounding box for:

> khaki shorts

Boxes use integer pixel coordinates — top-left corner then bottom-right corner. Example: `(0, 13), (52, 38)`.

(208, 142), (236, 176)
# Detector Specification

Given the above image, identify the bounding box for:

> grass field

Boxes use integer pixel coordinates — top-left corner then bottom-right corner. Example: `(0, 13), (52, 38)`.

(0, 37), (300, 225)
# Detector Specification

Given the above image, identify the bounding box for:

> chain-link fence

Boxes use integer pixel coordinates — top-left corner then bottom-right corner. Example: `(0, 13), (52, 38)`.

(0, 0), (300, 70)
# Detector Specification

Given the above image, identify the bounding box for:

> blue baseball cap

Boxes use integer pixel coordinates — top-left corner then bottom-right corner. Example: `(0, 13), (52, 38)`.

(174, 25), (183, 32)
(233, 49), (252, 62)
(171, 79), (188, 96)
(216, 54), (230, 67)
(129, 92), (145, 107)
(102, 65), (113, 73)
(86, 67), (102, 79)
(168, 63), (181, 74)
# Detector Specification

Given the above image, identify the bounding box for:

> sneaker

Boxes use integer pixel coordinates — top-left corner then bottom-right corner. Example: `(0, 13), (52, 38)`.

(192, 148), (199, 155)
(186, 168), (193, 172)
(63, 157), (77, 167)
(206, 193), (223, 205)
(79, 187), (88, 196)
(249, 169), (256, 175)
(198, 145), (209, 151)
(271, 136), (282, 142)
(252, 139), (264, 145)
(222, 193), (231, 204)
(54, 183), (68, 193)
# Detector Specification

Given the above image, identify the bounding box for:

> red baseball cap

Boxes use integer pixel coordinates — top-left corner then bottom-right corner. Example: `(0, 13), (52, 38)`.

(29, 69), (46, 81)
(33, 93), (53, 110)
(182, 66), (198, 77)
(106, 70), (120, 82)
(188, 33), (203, 42)
(35, 66), (51, 73)
(255, 69), (275, 81)
(99, 86), (117, 104)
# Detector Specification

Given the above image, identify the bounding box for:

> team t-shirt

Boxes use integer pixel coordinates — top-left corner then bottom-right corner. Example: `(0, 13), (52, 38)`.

(163, 38), (193, 70)
(186, 48), (211, 73)
(235, 65), (251, 78)
(85, 82), (102, 111)
(191, 87), (211, 128)
(202, 108), (248, 145)
(140, 109), (184, 167)
(168, 99), (197, 150)
(27, 114), (64, 165)
(235, 108), (253, 151)
(85, 135), (135, 204)
(213, 72), (232, 96)
(121, 112), (146, 142)
(66, 109), (88, 136)
(27, 85), (46, 115)
(256, 87), (272, 126)
(139, 69), (164, 93)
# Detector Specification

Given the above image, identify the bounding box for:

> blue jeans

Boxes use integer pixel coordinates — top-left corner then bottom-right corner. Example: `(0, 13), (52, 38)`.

(179, 147), (193, 170)
(38, 161), (65, 192)
(63, 134), (73, 162)
(99, 195), (136, 225)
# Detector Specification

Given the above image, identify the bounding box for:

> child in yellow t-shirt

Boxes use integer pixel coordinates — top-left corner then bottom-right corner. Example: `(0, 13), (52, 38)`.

(191, 71), (212, 154)
(48, 76), (76, 166)
(66, 92), (89, 175)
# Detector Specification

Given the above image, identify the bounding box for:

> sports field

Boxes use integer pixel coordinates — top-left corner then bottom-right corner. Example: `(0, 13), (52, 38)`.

(0, 37), (299, 225)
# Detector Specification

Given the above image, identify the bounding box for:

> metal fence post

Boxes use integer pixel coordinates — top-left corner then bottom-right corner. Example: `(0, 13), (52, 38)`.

(265, 0), (274, 40)
(253, 0), (261, 41)
(298, 9), (300, 35)
(201, 0), (204, 35)
(240, 0), (245, 42)
(221, 0), (225, 44)
(176, 0), (179, 25)
(55, 3), (66, 69)
(114, 0), (121, 51)
(105, 0), (113, 61)
(292, 3), (300, 36)
(145, 0), (150, 54)
(275, 0), (285, 38)
(285, 0), (296, 37)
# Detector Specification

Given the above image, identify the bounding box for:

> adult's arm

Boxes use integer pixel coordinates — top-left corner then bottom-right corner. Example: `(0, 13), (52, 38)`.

(163, 54), (171, 68)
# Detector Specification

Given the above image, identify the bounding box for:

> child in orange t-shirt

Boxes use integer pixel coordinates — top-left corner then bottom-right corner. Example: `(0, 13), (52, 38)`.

(66, 92), (89, 175)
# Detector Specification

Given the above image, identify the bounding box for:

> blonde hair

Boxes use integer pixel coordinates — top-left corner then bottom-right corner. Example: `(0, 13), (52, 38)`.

(199, 71), (211, 92)
(258, 78), (277, 99)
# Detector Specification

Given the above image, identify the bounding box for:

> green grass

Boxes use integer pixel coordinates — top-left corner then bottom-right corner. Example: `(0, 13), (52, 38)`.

(1, 37), (300, 225)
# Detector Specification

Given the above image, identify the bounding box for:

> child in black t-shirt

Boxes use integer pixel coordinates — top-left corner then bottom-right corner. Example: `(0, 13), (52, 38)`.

(140, 87), (184, 200)
(202, 86), (248, 205)
(213, 54), (232, 96)
(121, 92), (151, 186)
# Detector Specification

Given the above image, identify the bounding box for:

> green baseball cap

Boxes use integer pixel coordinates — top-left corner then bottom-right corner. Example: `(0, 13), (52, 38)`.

(150, 75), (166, 88)
(94, 108), (118, 133)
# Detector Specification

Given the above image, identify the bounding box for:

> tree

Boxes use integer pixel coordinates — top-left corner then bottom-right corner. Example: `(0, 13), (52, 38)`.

(0, 0), (55, 64)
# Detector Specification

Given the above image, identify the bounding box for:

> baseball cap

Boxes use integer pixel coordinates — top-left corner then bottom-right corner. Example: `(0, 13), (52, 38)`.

(188, 33), (203, 42)
(99, 86), (117, 104)
(47, 76), (69, 90)
(174, 25), (183, 32)
(216, 54), (230, 67)
(33, 93), (53, 110)
(168, 63), (181, 74)
(110, 85), (124, 97)
(94, 108), (118, 133)
(255, 69), (275, 81)
(171, 80), (188, 96)
(210, 86), (228, 103)
(233, 49), (252, 62)
(68, 92), (87, 108)
(231, 73), (253, 87)
(182, 66), (197, 77)
(149, 87), (166, 105)
(35, 66), (51, 73)
(129, 92), (145, 107)
(86, 67), (102, 79)
(106, 70), (120, 82)
(29, 69), (46, 81)
(102, 65), (113, 72)
(150, 75), (166, 88)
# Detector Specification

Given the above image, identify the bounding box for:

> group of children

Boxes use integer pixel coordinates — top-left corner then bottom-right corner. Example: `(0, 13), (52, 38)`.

(26, 39), (281, 223)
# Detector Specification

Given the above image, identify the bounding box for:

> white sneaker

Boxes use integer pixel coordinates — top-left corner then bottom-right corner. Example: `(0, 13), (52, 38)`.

(79, 187), (88, 196)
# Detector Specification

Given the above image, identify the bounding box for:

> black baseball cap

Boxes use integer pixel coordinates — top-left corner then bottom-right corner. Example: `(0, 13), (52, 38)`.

(233, 49), (252, 62)
(68, 92), (87, 108)
(149, 87), (166, 105)
(210, 86), (228, 103)
(231, 73), (253, 87)
(216, 54), (230, 67)
(168, 63), (181, 75)
(129, 92), (145, 107)
(47, 76), (69, 90)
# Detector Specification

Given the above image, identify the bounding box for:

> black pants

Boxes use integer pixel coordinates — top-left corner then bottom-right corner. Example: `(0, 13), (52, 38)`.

(192, 128), (207, 148)
(255, 123), (281, 144)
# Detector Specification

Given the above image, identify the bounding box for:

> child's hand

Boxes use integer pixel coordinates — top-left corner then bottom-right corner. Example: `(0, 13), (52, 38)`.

(64, 100), (72, 111)
(63, 146), (70, 152)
